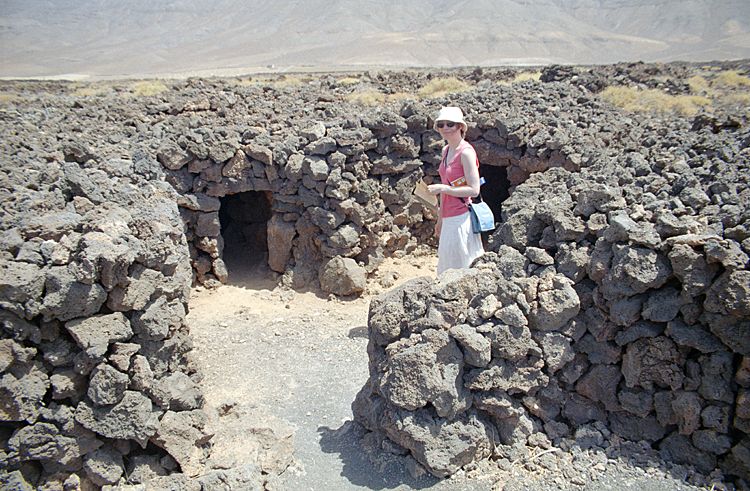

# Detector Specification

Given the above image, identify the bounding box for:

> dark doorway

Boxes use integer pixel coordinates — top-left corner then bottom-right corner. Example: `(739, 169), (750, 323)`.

(481, 164), (511, 223)
(218, 191), (273, 283)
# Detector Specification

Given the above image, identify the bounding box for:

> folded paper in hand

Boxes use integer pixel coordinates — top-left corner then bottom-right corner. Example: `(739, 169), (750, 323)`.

(413, 179), (438, 213)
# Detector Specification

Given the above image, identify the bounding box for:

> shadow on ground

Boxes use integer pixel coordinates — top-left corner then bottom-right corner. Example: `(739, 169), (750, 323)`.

(318, 421), (439, 490)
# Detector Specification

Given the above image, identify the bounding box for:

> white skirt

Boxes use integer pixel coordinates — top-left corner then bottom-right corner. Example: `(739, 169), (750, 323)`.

(437, 212), (484, 275)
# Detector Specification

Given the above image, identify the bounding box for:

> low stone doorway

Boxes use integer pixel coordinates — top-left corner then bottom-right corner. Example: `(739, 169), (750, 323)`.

(218, 191), (273, 283)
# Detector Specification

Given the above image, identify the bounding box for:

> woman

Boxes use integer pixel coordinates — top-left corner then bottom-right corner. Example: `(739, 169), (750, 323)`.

(428, 106), (484, 274)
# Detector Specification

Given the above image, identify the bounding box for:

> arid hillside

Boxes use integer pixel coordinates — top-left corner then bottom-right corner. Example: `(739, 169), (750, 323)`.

(1, 0), (749, 79)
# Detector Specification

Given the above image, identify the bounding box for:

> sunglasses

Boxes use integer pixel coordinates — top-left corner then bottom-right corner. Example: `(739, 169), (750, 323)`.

(436, 121), (457, 129)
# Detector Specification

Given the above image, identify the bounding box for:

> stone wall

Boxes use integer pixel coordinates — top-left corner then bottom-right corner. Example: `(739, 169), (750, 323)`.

(353, 69), (750, 482)
(162, 81), (605, 295)
(0, 146), (210, 487)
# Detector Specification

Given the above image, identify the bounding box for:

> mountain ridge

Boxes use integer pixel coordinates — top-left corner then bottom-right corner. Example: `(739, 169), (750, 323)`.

(1, 0), (748, 79)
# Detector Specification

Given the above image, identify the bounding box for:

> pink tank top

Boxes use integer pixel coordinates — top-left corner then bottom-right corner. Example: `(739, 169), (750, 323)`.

(438, 141), (479, 218)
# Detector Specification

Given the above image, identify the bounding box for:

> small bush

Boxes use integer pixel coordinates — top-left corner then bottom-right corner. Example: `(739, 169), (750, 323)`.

(671, 95), (713, 115)
(346, 90), (386, 105)
(600, 86), (711, 116)
(714, 70), (750, 87)
(724, 93), (750, 105)
(337, 76), (360, 86)
(130, 80), (169, 97)
(345, 89), (416, 106)
(71, 84), (111, 97)
(512, 71), (542, 83)
(272, 75), (310, 87)
(687, 75), (710, 94)
(417, 77), (470, 98)
(0, 93), (19, 104)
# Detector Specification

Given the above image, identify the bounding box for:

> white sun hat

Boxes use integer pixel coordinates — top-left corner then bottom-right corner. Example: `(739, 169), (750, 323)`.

(434, 106), (467, 132)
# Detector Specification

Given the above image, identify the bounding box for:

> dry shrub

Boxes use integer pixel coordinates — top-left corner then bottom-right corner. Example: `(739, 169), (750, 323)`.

(71, 84), (111, 97)
(687, 75), (710, 94)
(714, 70), (750, 88)
(346, 90), (386, 105)
(345, 89), (416, 106)
(417, 77), (470, 98)
(129, 80), (169, 97)
(724, 93), (750, 105)
(512, 71), (542, 83)
(337, 76), (361, 86)
(272, 75), (309, 87)
(600, 86), (711, 116)
(671, 95), (713, 115)
(0, 93), (19, 104)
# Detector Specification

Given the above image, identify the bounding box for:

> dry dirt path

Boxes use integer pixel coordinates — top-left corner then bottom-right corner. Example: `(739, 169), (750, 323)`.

(186, 254), (714, 491)
(186, 253), (485, 490)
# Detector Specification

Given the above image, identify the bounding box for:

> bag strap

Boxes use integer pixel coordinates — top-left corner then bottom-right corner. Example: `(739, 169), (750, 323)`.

(461, 162), (484, 207)
(445, 143), (484, 206)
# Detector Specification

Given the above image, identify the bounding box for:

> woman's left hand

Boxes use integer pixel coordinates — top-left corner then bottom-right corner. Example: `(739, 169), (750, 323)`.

(427, 184), (450, 195)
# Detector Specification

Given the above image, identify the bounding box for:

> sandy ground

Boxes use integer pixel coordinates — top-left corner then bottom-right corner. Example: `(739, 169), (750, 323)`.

(186, 251), (465, 489)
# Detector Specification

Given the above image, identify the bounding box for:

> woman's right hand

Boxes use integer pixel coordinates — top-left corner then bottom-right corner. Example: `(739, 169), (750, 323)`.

(434, 218), (442, 238)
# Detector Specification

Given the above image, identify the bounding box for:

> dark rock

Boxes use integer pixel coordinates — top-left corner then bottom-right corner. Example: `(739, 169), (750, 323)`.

(692, 430), (732, 455)
(671, 391), (703, 435)
(622, 336), (684, 390)
(617, 387), (653, 418)
(641, 287), (683, 322)
(704, 270), (750, 318)
(699, 352), (735, 403)
(665, 318), (725, 353)
(149, 371), (204, 411)
(575, 333), (621, 365)
(575, 364), (622, 411)
(659, 433), (716, 474)
(600, 245), (671, 301)
(528, 274), (581, 331)
(535, 332), (575, 374)
(465, 357), (548, 394)
(41, 266), (107, 322)
(614, 320), (664, 346)
(562, 393), (606, 425)
(610, 412), (667, 442)
(484, 322), (538, 361)
(65, 313), (133, 359)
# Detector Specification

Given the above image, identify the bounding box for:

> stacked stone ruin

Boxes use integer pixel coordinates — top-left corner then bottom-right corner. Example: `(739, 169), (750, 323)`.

(0, 63), (748, 488)
(353, 67), (750, 483)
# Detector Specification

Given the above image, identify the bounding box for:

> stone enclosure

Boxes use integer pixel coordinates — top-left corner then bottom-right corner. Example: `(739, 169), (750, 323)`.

(1, 61), (749, 488)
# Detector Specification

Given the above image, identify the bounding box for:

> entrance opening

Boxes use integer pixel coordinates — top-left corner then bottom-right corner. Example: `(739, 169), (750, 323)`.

(481, 165), (511, 221)
(218, 191), (273, 283)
